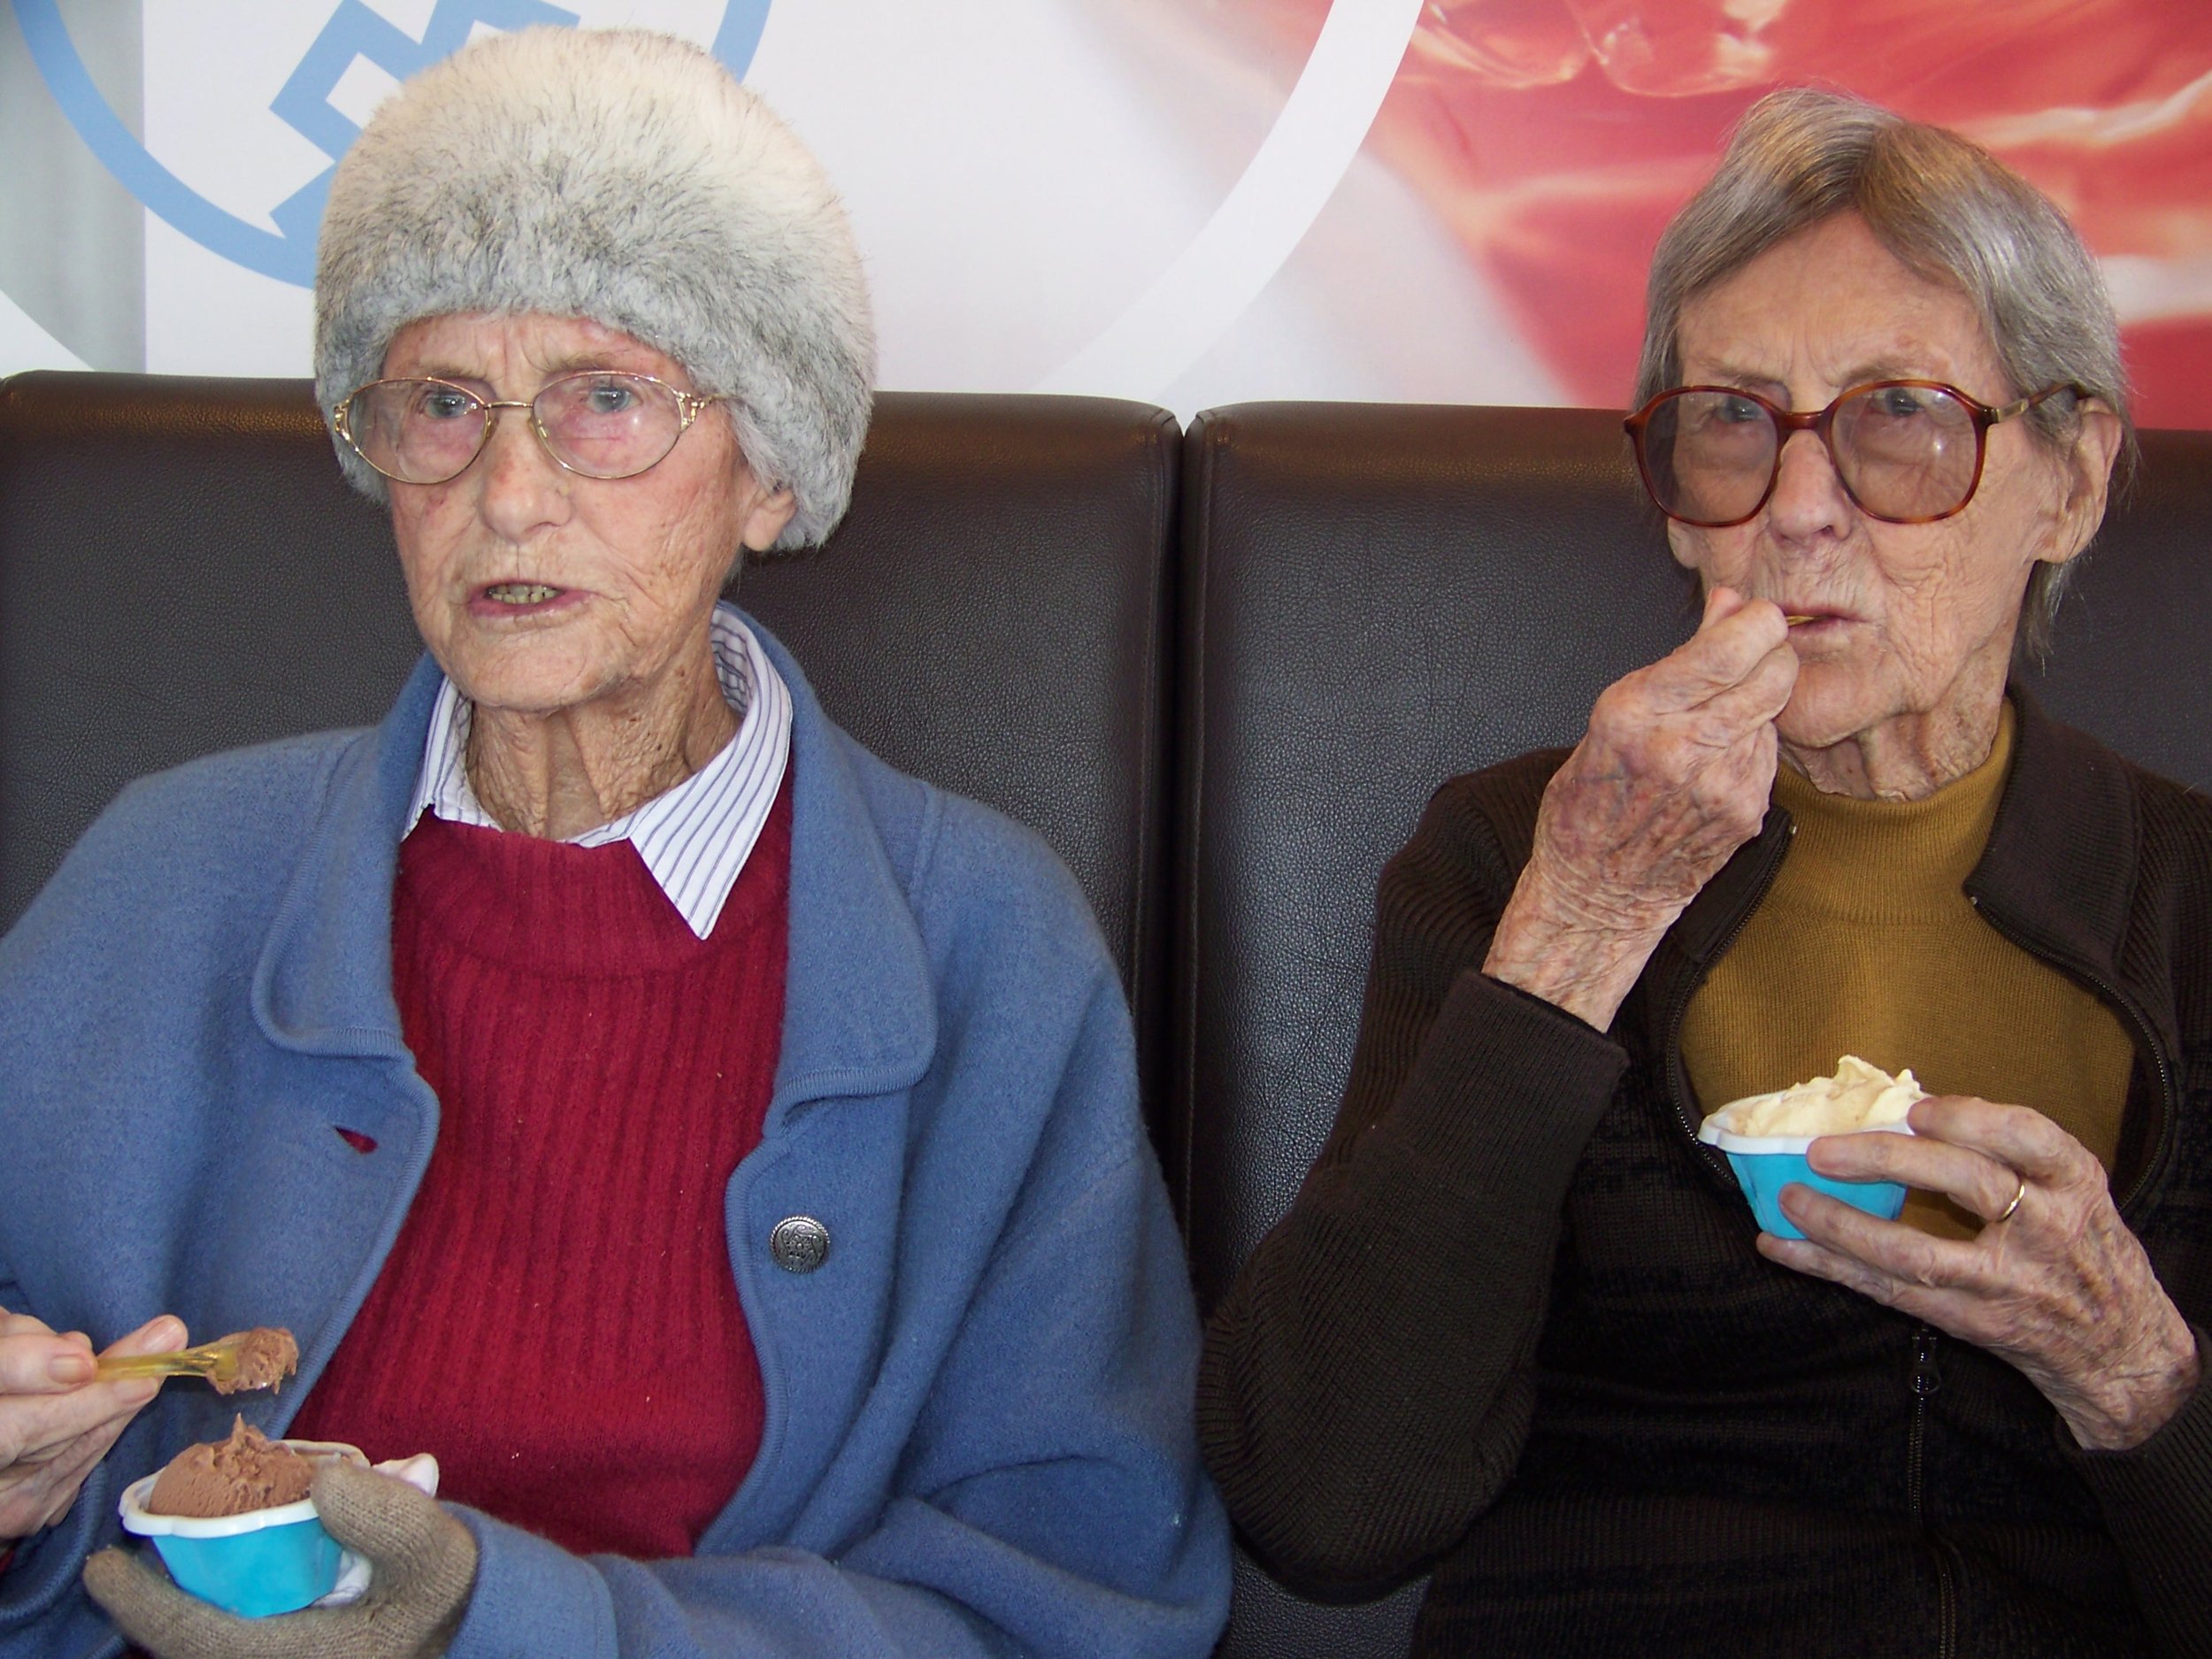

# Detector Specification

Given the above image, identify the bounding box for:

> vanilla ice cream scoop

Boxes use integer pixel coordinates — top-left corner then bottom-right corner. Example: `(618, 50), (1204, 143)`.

(1705, 1056), (1927, 1140)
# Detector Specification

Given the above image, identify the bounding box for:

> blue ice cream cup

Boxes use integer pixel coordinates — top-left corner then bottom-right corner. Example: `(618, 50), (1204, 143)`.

(1698, 1112), (1915, 1240)
(119, 1440), (364, 1618)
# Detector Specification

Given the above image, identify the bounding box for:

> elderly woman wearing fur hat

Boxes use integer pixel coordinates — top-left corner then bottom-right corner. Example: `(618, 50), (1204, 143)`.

(0, 27), (1226, 1659)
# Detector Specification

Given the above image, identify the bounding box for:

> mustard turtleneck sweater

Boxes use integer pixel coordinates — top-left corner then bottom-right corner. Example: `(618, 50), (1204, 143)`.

(1679, 703), (2135, 1236)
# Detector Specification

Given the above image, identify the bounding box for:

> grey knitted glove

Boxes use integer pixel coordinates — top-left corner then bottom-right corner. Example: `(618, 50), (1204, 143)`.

(83, 1457), (478, 1659)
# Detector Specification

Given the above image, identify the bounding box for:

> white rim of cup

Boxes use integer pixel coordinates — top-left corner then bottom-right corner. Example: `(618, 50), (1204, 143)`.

(119, 1440), (366, 1540)
(1697, 1119), (1916, 1156)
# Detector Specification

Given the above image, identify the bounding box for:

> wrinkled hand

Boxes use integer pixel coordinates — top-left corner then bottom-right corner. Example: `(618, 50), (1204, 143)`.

(1762, 1094), (2201, 1450)
(0, 1307), (186, 1541)
(1485, 585), (1795, 1027)
(84, 1458), (478, 1659)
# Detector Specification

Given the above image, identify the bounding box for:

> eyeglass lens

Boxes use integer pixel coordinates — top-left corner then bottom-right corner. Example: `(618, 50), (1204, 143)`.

(1640, 384), (1984, 526)
(345, 373), (690, 484)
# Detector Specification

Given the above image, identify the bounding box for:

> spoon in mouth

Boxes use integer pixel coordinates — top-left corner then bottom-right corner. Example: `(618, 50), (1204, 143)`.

(95, 1327), (298, 1394)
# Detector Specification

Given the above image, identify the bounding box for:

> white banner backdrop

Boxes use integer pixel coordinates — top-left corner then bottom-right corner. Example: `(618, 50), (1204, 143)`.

(5, 0), (1550, 417)
(8, 1), (2209, 424)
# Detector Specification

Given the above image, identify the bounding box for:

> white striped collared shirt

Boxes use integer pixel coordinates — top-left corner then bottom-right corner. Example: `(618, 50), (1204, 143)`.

(404, 608), (792, 939)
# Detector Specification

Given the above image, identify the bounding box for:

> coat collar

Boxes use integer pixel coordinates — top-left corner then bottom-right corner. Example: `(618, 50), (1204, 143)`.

(250, 654), (436, 1058)
(252, 609), (936, 1112)
(753, 619), (936, 1121)
(1964, 686), (2140, 978)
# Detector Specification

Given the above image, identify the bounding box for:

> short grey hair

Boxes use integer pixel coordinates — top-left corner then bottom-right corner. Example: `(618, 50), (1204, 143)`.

(316, 27), (875, 554)
(1636, 88), (2132, 659)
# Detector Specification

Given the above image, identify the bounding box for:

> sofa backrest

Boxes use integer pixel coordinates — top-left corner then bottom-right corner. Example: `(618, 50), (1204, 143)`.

(2024, 427), (2212, 787)
(0, 373), (1179, 1104)
(1171, 400), (2212, 1656)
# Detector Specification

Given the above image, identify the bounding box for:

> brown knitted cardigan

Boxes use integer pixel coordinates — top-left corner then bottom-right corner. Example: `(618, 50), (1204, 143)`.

(1198, 691), (2212, 1656)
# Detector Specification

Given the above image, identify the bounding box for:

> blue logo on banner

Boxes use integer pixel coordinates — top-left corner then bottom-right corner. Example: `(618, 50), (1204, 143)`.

(14, 0), (775, 288)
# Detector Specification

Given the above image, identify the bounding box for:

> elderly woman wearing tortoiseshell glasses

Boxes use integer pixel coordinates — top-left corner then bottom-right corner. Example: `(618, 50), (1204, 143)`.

(1202, 89), (2209, 1654)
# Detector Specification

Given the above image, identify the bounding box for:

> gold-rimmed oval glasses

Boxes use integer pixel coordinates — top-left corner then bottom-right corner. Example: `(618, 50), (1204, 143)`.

(333, 371), (725, 486)
(1624, 379), (2083, 528)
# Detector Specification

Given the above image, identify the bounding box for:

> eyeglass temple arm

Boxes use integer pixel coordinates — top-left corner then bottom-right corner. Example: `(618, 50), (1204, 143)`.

(1987, 383), (2089, 426)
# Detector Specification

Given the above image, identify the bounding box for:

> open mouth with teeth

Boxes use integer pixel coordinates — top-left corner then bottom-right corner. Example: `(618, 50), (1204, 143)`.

(483, 582), (560, 605)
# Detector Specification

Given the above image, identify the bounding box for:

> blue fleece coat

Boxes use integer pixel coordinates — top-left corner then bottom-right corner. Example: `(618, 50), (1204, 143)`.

(0, 612), (1229, 1659)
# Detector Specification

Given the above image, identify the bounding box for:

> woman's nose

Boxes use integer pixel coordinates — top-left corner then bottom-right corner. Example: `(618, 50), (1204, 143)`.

(1763, 427), (1854, 542)
(472, 408), (571, 538)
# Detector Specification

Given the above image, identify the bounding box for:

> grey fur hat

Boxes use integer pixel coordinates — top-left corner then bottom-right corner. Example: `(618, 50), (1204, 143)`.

(314, 26), (875, 552)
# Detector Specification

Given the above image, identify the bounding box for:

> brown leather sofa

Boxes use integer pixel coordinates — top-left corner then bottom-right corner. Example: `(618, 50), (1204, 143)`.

(3, 373), (2207, 1657)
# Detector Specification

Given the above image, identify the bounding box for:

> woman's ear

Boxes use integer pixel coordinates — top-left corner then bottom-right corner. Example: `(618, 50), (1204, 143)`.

(740, 483), (799, 553)
(2042, 397), (2124, 567)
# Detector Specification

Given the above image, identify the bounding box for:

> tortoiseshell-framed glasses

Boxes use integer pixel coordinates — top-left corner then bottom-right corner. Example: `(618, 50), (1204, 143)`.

(1624, 380), (2084, 528)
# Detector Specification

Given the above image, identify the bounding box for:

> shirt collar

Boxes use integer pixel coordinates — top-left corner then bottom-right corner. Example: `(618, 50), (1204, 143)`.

(403, 606), (792, 938)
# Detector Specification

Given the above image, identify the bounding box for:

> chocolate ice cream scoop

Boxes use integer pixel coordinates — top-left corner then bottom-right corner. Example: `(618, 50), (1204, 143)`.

(95, 1326), (298, 1394)
(214, 1328), (301, 1394)
(145, 1417), (316, 1518)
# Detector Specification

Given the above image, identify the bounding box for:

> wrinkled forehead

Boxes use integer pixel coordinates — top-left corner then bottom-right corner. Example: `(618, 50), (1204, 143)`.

(1675, 215), (2006, 402)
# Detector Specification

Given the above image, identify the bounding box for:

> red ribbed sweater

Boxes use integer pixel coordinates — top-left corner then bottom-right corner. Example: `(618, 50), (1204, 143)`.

(289, 780), (791, 1558)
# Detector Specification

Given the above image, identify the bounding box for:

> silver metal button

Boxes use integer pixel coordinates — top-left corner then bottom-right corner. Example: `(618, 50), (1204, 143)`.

(769, 1215), (830, 1274)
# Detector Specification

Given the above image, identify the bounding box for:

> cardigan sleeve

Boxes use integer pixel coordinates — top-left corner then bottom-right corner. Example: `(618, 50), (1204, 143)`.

(1196, 772), (1627, 1595)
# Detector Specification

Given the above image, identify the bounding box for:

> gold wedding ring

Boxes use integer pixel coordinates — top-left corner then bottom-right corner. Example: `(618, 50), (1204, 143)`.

(1993, 1173), (2027, 1225)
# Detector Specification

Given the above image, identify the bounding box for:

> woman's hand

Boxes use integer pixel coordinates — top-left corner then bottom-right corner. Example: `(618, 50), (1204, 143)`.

(1484, 585), (1796, 1028)
(1762, 1095), (2201, 1450)
(0, 1307), (187, 1540)
(84, 1458), (478, 1659)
